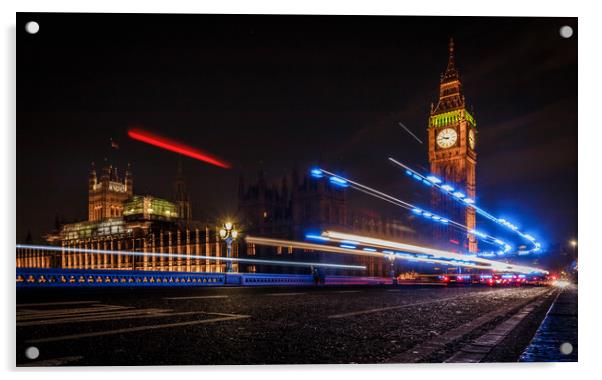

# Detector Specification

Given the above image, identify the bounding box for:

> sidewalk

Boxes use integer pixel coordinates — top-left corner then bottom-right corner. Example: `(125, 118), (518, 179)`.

(520, 285), (578, 362)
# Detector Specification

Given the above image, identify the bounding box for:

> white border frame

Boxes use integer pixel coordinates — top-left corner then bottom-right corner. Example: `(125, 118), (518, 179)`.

(1, 1), (597, 379)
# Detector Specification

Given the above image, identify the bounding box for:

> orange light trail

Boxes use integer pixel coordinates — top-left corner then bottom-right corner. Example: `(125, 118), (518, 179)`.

(128, 128), (231, 169)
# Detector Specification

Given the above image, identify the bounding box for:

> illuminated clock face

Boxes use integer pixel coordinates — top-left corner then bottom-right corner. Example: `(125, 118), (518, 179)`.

(436, 128), (458, 148)
(469, 129), (476, 149)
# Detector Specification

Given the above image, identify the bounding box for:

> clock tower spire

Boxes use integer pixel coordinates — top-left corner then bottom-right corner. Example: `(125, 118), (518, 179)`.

(428, 39), (478, 253)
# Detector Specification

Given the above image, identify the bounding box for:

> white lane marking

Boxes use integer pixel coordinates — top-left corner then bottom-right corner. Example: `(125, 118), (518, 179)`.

(17, 301), (100, 308)
(17, 309), (173, 327)
(18, 308), (153, 322)
(266, 292), (305, 296)
(19, 355), (84, 367)
(17, 304), (124, 314)
(17, 305), (132, 320)
(333, 290), (361, 294)
(26, 314), (250, 343)
(328, 295), (465, 319)
(163, 295), (229, 300)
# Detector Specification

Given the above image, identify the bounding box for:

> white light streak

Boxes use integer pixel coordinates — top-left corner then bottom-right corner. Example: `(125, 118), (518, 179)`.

(319, 167), (506, 252)
(398, 122), (424, 144)
(15, 244), (366, 270)
(319, 231), (548, 275)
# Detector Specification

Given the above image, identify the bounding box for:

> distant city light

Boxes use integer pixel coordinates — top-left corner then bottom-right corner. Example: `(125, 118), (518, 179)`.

(552, 280), (571, 288)
(128, 128), (231, 169)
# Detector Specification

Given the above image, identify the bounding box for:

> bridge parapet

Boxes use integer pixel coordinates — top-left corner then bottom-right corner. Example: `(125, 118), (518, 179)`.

(16, 268), (391, 288)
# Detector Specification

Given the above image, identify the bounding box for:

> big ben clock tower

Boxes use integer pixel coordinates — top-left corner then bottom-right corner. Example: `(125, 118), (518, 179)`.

(428, 39), (477, 253)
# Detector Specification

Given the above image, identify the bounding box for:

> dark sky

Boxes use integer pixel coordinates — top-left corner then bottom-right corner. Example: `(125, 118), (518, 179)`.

(17, 13), (577, 252)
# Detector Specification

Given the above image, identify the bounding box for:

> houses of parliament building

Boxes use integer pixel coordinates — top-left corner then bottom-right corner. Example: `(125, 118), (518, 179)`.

(17, 157), (240, 274)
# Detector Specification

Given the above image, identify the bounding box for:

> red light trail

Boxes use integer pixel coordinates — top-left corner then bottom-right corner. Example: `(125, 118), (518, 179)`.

(128, 128), (231, 169)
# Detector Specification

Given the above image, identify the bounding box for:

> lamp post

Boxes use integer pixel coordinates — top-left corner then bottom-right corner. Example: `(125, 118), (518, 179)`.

(219, 222), (238, 273)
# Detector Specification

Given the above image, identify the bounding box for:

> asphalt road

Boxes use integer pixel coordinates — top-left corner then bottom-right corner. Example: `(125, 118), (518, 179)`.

(16, 285), (559, 366)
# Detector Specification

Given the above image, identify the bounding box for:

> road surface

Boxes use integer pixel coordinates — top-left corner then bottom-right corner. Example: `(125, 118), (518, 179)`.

(16, 285), (561, 366)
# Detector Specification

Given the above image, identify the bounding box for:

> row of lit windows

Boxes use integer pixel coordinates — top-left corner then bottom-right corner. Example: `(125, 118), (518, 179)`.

(90, 204), (123, 220)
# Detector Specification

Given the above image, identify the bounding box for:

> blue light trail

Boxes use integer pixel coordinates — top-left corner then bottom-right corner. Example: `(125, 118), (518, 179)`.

(388, 157), (542, 255)
(310, 167), (512, 255)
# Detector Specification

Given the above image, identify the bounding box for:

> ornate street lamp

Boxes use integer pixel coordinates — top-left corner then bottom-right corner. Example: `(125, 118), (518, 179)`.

(219, 222), (238, 273)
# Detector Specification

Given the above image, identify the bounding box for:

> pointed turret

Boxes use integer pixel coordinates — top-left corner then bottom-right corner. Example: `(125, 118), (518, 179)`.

(291, 162), (300, 191)
(125, 163), (133, 196)
(442, 38), (459, 82)
(257, 164), (267, 193)
(281, 175), (289, 200)
(172, 156), (192, 221)
(89, 162), (97, 191)
(433, 38), (465, 114)
(101, 159), (110, 184)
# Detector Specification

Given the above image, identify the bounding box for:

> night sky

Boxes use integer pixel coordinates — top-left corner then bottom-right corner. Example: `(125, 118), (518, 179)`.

(17, 13), (577, 253)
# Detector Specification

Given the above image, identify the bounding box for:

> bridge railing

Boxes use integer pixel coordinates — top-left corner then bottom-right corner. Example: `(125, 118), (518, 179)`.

(16, 268), (391, 288)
